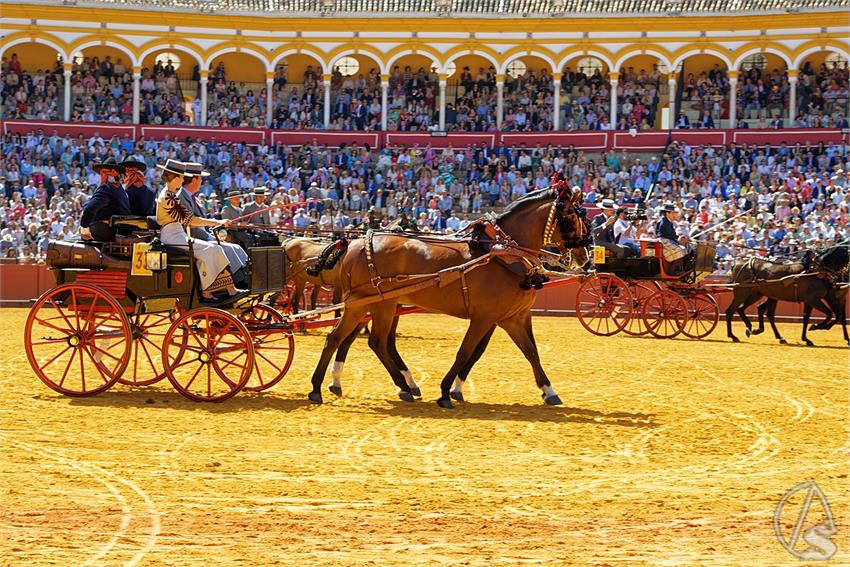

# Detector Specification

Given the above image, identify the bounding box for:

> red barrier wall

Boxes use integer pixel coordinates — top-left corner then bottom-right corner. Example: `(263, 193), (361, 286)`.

(2, 120), (847, 150)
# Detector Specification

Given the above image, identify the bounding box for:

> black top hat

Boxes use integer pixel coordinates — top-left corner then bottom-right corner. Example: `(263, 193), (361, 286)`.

(226, 189), (242, 199)
(660, 202), (678, 213)
(183, 162), (210, 177)
(156, 159), (187, 176)
(93, 157), (125, 173)
(120, 157), (147, 172)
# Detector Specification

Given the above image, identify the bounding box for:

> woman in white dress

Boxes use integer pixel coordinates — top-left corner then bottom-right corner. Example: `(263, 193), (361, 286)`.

(155, 159), (241, 301)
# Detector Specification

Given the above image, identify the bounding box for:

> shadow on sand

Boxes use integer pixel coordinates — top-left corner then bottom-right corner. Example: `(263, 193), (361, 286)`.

(65, 389), (314, 413)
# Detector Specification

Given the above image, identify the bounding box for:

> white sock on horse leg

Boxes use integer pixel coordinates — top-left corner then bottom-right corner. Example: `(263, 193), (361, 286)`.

(401, 369), (418, 389)
(330, 361), (344, 388)
(541, 384), (558, 399)
(451, 377), (464, 394)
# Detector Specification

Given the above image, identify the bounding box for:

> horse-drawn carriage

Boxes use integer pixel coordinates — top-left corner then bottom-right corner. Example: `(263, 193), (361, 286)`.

(574, 240), (719, 339)
(24, 215), (297, 402)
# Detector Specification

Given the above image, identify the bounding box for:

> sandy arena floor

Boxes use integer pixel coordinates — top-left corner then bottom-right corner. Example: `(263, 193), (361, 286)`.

(1, 308), (848, 566)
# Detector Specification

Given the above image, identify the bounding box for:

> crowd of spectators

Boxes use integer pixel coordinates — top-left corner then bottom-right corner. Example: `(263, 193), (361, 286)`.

(1, 53), (62, 121)
(1, 130), (846, 273)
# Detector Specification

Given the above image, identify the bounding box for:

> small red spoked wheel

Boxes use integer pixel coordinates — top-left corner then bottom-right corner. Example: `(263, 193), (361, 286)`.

(118, 311), (185, 387)
(622, 281), (660, 337)
(642, 289), (689, 339)
(575, 273), (633, 336)
(25, 283), (131, 396)
(163, 308), (254, 402)
(682, 292), (720, 339)
(238, 304), (295, 392)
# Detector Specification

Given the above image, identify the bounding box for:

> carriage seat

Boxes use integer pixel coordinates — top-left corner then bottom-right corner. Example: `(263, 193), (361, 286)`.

(110, 215), (160, 232)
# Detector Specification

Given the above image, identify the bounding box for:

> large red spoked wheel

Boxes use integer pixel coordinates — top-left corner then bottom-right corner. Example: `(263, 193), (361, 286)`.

(25, 283), (132, 396)
(163, 308), (254, 402)
(682, 292), (720, 339)
(623, 281), (661, 337)
(238, 304), (295, 392)
(575, 273), (633, 336)
(642, 289), (689, 339)
(118, 311), (184, 387)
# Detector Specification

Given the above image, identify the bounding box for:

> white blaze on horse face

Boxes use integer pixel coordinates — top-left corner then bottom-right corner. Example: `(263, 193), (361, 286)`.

(451, 377), (464, 394)
(331, 360), (344, 388)
(541, 384), (558, 399)
(401, 369), (418, 389)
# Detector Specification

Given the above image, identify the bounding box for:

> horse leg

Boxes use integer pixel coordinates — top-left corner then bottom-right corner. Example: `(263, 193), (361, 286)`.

(738, 294), (762, 337)
(437, 320), (497, 409)
(292, 282), (303, 314)
(763, 299), (785, 344)
(308, 305), (368, 404)
(726, 291), (755, 342)
(826, 294), (849, 345)
(801, 303), (815, 347)
(366, 304), (416, 402)
(310, 285), (320, 311)
(499, 312), (562, 406)
(751, 300), (768, 335)
(327, 321), (367, 397)
(385, 315), (421, 398)
(802, 298), (831, 346)
(809, 297), (834, 330)
(450, 326), (497, 403)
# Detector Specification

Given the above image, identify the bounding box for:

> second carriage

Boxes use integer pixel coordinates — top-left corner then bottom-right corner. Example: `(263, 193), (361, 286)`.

(574, 240), (719, 339)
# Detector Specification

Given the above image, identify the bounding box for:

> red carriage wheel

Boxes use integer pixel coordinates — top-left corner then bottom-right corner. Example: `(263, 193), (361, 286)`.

(575, 273), (633, 336)
(272, 283), (298, 315)
(682, 292), (720, 340)
(642, 289), (689, 339)
(25, 283), (131, 396)
(162, 308), (254, 402)
(622, 281), (661, 337)
(238, 304), (296, 392)
(118, 311), (185, 386)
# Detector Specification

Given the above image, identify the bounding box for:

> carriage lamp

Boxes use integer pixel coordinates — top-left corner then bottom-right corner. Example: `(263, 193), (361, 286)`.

(145, 240), (168, 271)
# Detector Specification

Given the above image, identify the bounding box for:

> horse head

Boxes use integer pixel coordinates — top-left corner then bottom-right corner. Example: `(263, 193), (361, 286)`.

(820, 245), (850, 277)
(549, 173), (592, 268)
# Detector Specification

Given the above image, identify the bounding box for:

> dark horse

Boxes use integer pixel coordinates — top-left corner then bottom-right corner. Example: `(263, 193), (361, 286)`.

(306, 181), (592, 408)
(725, 245), (850, 346)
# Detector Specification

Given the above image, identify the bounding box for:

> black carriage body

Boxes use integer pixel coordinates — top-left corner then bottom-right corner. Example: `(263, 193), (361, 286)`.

(594, 241), (717, 284)
(249, 247), (288, 294)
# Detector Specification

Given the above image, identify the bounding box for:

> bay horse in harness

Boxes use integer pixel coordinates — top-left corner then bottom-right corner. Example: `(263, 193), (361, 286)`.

(306, 175), (592, 408)
(725, 245), (850, 346)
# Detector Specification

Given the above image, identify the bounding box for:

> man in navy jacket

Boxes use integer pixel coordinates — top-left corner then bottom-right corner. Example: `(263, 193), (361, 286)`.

(80, 157), (130, 241)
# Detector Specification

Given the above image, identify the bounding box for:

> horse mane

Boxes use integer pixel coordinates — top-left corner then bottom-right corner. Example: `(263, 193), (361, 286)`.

(819, 245), (850, 273)
(495, 188), (554, 220)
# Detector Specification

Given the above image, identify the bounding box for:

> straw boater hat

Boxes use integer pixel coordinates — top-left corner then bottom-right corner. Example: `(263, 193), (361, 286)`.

(120, 157), (147, 172)
(156, 159), (187, 175)
(92, 157), (125, 173)
(183, 162), (210, 177)
(598, 198), (616, 210)
(253, 186), (268, 196)
(227, 189), (242, 199)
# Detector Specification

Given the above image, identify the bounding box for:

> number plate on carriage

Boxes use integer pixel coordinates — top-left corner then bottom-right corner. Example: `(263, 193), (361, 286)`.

(132, 243), (153, 276)
(593, 246), (606, 264)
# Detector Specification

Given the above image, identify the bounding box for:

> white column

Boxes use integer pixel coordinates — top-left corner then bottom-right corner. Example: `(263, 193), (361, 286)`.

(132, 67), (141, 124)
(609, 71), (619, 129)
(265, 72), (275, 128)
(496, 74), (505, 130)
(438, 75), (447, 130)
(728, 71), (739, 128)
(552, 72), (561, 131)
(668, 73), (677, 127)
(381, 74), (389, 131)
(200, 72), (208, 126)
(323, 73), (332, 128)
(63, 64), (72, 121)
(787, 70), (798, 125)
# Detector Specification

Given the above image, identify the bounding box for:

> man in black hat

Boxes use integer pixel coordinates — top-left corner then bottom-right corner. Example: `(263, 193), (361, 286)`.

(221, 189), (253, 250)
(242, 186), (271, 225)
(121, 157), (155, 217)
(80, 157), (131, 241)
(591, 198), (629, 260)
(655, 201), (688, 274)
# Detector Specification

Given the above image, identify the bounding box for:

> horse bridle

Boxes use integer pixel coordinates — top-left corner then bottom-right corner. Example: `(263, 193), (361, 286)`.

(542, 189), (592, 270)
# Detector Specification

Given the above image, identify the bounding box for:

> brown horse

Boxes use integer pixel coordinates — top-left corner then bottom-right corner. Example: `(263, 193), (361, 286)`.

(281, 236), (340, 313)
(725, 246), (850, 346)
(306, 181), (592, 408)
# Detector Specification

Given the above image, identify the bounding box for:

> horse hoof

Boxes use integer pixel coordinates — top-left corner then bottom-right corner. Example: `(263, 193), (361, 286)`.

(745, 329), (751, 337)
(731, 337), (740, 343)
(328, 385), (342, 397)
(398, 391), (415, 402)
(409, 387), (422, 398)
(751, 329), (763, 336)
(437, 398), (455, 409)
(308, 391), (323, 405)
(544, 394), (563, 406)
(779, 339), (788, 345)
(805, 341), (815, 347)
(450, 391), (465, 402)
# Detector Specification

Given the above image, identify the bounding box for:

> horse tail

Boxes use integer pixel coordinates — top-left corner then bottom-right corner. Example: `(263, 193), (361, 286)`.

(306, 237), (349, 277)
